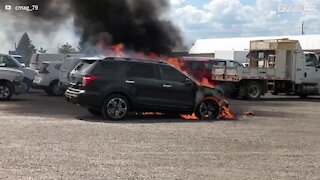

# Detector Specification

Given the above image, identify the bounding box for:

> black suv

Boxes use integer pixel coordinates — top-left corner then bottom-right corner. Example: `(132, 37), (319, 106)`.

(65, 57), (226, 120)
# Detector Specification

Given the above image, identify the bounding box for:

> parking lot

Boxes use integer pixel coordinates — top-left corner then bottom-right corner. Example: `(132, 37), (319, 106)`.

(1, 91), (320, 179)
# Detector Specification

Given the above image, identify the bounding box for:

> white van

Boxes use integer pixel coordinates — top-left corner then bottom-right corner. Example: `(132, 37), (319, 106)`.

(29, 53), (65, 70)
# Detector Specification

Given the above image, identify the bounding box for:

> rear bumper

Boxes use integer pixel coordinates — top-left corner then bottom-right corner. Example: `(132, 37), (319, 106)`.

(65, 87), (102, 109)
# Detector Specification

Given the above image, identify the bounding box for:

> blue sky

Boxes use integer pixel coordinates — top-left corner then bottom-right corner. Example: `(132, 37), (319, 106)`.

(0, 0), (319, 53)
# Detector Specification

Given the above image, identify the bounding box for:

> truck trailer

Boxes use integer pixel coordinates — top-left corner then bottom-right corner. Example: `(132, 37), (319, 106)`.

(212, 39), (320, 100)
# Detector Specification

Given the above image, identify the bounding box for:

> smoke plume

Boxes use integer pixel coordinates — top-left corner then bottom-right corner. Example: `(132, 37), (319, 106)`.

(0, 0), (183, 55)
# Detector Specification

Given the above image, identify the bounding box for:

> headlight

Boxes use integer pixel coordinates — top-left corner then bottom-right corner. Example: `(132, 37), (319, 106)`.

(13, 75), (24, 82)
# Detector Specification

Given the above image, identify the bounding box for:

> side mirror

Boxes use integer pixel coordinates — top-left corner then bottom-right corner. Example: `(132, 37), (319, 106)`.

(186, 78), (192, 85)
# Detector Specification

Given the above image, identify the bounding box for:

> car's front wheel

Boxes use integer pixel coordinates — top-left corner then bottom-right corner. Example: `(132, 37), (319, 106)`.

(0, 82), (14, 101)
(195, 99), (220, 120)
(102, 94), (130, 121)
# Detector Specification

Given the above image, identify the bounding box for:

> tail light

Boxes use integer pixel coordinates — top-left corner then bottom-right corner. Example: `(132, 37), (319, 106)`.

(38, 64), (49, 74)
(82, 75), (97, 87)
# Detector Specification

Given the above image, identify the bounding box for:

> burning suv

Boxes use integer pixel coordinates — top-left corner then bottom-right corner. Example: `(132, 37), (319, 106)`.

(65, 57), (229, 120)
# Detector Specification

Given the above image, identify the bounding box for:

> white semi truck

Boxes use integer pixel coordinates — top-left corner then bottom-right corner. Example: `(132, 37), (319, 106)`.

(212, 39), (320, 100)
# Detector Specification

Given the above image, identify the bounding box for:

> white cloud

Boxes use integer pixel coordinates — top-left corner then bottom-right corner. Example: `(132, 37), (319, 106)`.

(170, 0), (320, 47)
(170, 0), (185, 6)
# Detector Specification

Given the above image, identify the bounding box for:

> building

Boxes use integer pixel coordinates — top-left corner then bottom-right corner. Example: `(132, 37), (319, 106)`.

(189, 35), (320, 60)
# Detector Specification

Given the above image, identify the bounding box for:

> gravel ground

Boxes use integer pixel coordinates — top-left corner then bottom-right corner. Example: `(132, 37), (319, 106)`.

(0, 91), (320, 179)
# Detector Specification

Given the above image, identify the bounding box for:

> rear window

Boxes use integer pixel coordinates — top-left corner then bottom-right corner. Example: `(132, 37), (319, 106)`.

(189, 61), (202, 71)
(74, 60), (96, 74)
(38, 63), (49, 72)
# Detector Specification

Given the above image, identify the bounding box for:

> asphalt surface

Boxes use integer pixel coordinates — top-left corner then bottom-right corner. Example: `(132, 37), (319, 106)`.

(0, 90), (320, 179)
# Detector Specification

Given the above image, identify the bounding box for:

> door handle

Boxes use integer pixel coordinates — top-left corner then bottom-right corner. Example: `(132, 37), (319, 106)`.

(163, 84), (172, 88)
(125, 80), (135, 84)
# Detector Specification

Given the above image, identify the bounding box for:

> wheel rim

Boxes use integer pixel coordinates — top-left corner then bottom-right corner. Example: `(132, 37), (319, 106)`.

(199, 100), (218, 119)
(106, 98), (128, 119)
(0, 85), (10, 99)
(52, 83), (63, 95)
(248, 84), (260, 98)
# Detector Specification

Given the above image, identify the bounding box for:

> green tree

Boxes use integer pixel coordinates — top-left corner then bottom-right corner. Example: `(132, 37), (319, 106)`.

(15, 33), (36, 66)
(38, 47), (47, 53)
(58, 43), (77, 54)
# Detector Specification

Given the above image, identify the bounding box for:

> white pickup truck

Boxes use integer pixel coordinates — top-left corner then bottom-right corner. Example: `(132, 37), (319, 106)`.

(0, 67), (25, 100)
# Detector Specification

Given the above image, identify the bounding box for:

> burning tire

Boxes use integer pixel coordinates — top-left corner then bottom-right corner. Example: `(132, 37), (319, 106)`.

(245, 81), (262, 100)
(195, 99), (220, 120)
(102, 94), (130, 121)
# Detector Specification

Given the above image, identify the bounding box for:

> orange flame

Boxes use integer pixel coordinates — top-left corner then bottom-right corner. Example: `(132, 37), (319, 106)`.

(112, 43), (125, 57)
(180, 113), (197, 120)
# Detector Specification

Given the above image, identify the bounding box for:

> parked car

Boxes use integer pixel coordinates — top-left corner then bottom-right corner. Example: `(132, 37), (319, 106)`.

(0, 67), (25, 100)
(11, 55), (26, 66)
(33, 61), (64, 96)
(179, 57), (243, 98)
(65, 57), (226, 120)
(59, 55), (97, 90)
(0, 54), (36, 92)
(29, 53), (65, 70)
(179, 57), (243, 83)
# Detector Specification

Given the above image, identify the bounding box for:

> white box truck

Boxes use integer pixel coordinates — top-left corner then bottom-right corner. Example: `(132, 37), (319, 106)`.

(212, 39), (320, 100)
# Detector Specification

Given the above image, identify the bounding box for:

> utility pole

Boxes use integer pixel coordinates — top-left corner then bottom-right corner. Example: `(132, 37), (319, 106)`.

(302, 22), (305, 35)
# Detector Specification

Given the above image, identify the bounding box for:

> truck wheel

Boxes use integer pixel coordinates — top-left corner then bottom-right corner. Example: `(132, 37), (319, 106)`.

(0, 83), (14, 101)
(245, 81), (262, 100)
(195, 99), (219, 120)
(101, 94), (130, 121)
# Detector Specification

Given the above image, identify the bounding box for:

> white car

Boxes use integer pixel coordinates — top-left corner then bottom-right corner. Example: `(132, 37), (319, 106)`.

(0, 54), (36, 92)
(29, 53), (65, 70)
(33, 61), (64, 96)
(0, 67), (25, 100)
(59, 56), (98, 89)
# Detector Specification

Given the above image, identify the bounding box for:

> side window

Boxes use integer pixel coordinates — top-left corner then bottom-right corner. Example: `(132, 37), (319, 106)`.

(93, 62), (118, 76)
(204, 63), (213, 71)
(127, 64), (156, 79)
(229, 61), (241, 67)
(212, 61), (226, 67)
(190, 62), (202, 71)
(305, 54), (319, 67)
(0, 56), (18, 68)
(161, 66), (186, 83)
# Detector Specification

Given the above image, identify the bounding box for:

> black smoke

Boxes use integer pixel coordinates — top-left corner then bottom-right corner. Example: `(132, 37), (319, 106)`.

(0, 0), (183, 55)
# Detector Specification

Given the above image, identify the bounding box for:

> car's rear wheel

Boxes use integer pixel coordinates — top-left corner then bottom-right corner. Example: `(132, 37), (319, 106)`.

(102, 94), (130, 121)
(195, 99), (220, 120)
(0, 83), (14, 101)
(88, 109), (102, 116)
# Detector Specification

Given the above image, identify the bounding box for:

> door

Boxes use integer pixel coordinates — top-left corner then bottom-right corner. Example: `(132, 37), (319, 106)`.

(303, 53), (320, 84)
(123, 63), (162, 108)
(157, 65), (196, 109)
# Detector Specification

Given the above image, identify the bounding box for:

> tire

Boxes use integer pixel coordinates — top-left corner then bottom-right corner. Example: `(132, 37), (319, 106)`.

(195, 99), (220, 120)
(0, 82), (14, 101)
(101, 94), (130, 121)
(22, 78), (32, 93)
(47, 80), (64, 96)
(88, 109), (102, 116)
(245, 81), (262, 100)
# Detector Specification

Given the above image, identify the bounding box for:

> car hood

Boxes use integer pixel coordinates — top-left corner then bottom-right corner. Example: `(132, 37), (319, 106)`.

(0, 67), (24, 76)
